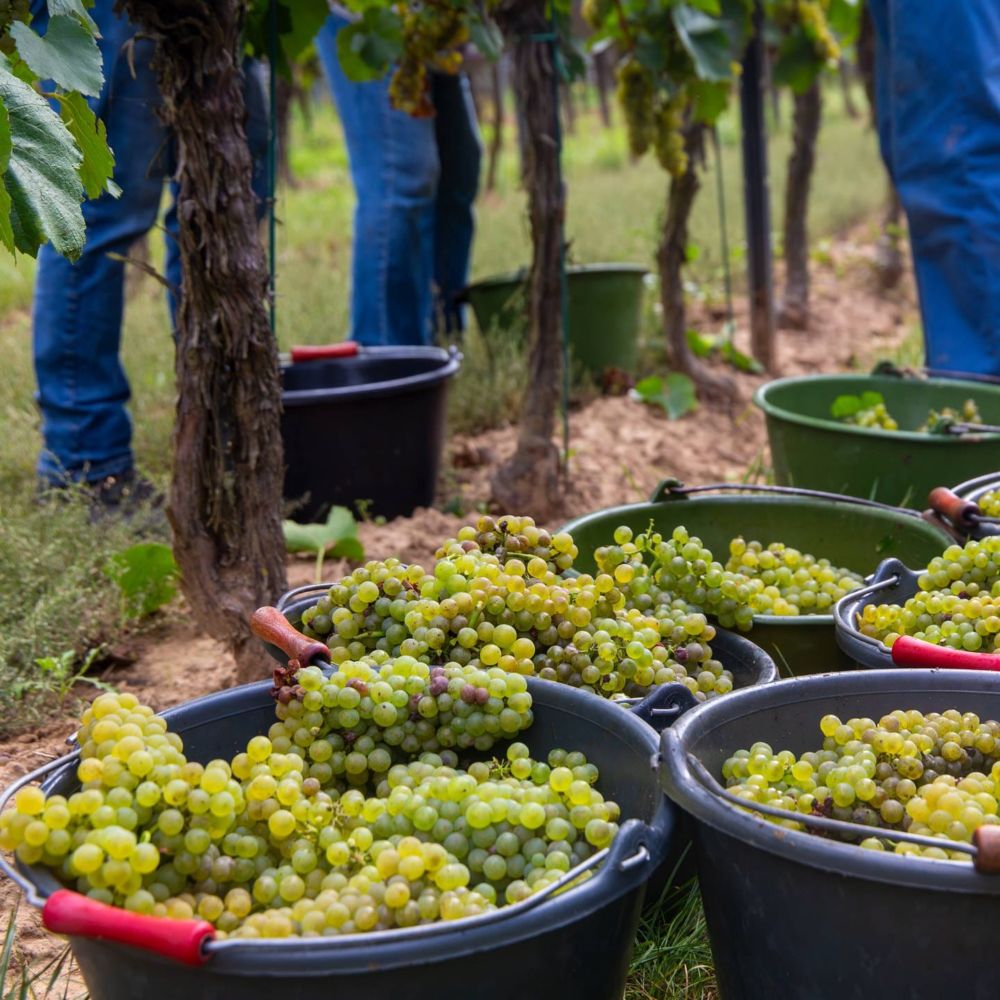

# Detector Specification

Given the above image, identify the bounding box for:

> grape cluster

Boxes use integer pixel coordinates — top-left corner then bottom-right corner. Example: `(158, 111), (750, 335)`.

(975, 489), (1000, 518)
(840, 399), (898, 431)
(1, 677), (622, 938)
(725, 537), (863, 615)
(766, 0), (839, 63)
(299, 514), (724, 703)
(723, 708), (1000, 859)
(389, 5), (469, 116)
(920, 398), (982, 433)
(617, 58), (656, 159)
(857, 538), (1000, 651)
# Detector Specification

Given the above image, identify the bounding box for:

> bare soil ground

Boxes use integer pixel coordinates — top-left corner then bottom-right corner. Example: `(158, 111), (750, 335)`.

(0, 229), (917, 993)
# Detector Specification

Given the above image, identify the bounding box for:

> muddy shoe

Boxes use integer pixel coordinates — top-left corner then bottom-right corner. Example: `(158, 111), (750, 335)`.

(87, 471), (167, 529)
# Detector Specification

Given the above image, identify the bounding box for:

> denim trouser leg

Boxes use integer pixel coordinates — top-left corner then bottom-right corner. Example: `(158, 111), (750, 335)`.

(432, 73), (482, 334)
(869, 0), (1000, 374)
(33, 5), (169, 485)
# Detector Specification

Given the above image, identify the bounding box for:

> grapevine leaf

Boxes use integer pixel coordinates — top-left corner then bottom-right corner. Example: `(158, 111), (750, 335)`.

(0, 58), (85, 259)
(720, 340), (763, 374)
(630, 373), (698, 420)
(283, 506), (365, 560)
(826, 0), (861, 44)
(686, 0), (722, 13)
(245, 0), (329, 77)
(56, 91), (115, 199)
(672, 5), (735, 82)
(469, 18), (504, 62)
(47, 0), (99, 34)
(336, 8), (403, 83)
(830, 391), (883, 419)
(9, 15), (103, 97)
(686, 329), (716, 358)
(690, 79), (731, 123)
(104, 542), (180, 619)
(0, 103), (14, 255)
(772, 28), (823, 94)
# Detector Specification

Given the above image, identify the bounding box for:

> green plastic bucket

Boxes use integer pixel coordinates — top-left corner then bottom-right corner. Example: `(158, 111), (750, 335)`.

(754, 373), (1000, 508)
(559, 482), (951, 676)
(464, 264), (647, 375)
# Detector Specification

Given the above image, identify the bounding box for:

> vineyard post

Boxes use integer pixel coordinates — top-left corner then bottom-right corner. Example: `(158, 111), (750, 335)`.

(740, 0), (775, 372)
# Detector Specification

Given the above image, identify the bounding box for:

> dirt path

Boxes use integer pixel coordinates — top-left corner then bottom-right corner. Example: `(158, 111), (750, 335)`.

(0, 226), (917, 995)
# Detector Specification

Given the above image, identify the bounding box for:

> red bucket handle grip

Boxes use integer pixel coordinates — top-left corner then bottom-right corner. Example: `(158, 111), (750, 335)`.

(289, 341), (359, 363)
(42, 890), (214, 966)
(250, 606), (329, 666)
(891, 635), (1000, 672)
(927, 487), (980, 528)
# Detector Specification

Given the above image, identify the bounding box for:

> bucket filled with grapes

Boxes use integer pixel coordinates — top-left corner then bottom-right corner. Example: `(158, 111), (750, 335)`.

(835, 536), (1000, 671)
(925, 471), (1000, 541)
(560, 482), (949, 674)
(754, 371), (1000, 508)
(0, 652), (675, 998)
(660, 669), (1000, 1000)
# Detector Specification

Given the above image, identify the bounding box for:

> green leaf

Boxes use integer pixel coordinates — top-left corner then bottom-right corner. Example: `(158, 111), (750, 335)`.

(104, 542), (180, 619)
(336, 8), (403, 83)
(686, 328), (716, 358)
(630, 373), (698, 420)
(720, 340), (763, 373)
(672, 5), (737, 82)
(0, 103), (14, 255)
(772, 28), (823, 94)
(830, 390), (884, 419)
(47, 0), (99, 34)
(469, 17), (504, 61)
(55, 90), (114, 199)
(827, 0), (861, 44)
(690, 79), (732, 123)
(283, 506), (365, 560)
(0, 58), (85, 259)
(10, 15), (104, 97)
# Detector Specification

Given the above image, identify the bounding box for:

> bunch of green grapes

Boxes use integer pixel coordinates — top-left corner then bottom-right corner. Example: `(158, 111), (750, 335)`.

(975, 489), (1000, 517)
(920, 398), (983, 433)
(299, 514), (714, 702)
(765, 0), (839, 63)
(1, 672), (622, 937)
(856, 537), (1000, 650)
(840, 399), (899, 431)
(726, 537), (863, 615)
(596, 524), (762, 632)
(389, 4), (470, 116)
(723, 708), (1000, 860)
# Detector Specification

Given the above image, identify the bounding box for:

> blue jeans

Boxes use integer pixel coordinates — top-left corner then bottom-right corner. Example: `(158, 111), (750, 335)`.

(869, 0), (1000, 374)
(316, 13), (481, 345)
(31, 1), (268, 485)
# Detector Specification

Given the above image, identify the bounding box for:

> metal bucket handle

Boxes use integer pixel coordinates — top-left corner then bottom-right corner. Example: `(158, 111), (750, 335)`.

(649, 478), (924, 518)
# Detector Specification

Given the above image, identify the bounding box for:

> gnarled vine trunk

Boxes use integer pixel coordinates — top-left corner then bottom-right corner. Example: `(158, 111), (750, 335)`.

(659, 124), (735, 402)
(778, 81), (822, 330)
(490, 0), (563, 516)
(117, 0), (287, 683)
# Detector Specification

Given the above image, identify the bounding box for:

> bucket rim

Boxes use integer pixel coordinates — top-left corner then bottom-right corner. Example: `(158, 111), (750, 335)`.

(465, 263), (649, 294)
(753, 374), (1000, 444)
(660, 668), (1000, 893)
(281, 345), (461, 407)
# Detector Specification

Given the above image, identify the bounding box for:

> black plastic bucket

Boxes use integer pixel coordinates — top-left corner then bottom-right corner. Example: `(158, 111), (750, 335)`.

(281, 344), (460, 522)
(6, 679), (674, 1000)
(833, 557), (1000, 672)
(660, 670), (1000, 1000)
(273, 584), (780, 704)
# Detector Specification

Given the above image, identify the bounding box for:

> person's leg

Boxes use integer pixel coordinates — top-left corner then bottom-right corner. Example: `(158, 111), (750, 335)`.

(431, 72), (482, 335)
(872, 0), (1000, 374)
(316, 13), (439, 346)
(32, 2), (170, 485)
